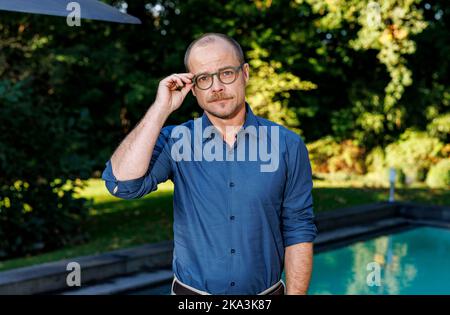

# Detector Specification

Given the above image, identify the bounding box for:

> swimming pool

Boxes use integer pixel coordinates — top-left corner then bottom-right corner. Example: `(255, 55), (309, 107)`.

(309, 226), (450, 294)
(130, 226), (450, 295)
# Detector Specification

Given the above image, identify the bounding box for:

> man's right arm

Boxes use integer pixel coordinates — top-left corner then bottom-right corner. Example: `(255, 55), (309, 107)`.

(110, 103), (171, 181)
(102, 72), (194, 199)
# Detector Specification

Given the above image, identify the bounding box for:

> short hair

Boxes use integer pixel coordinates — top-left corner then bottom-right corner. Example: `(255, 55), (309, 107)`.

(184, 33), (245, 72)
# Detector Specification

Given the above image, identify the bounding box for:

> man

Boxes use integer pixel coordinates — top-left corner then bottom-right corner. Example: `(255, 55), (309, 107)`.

(102, 33), (317, 295)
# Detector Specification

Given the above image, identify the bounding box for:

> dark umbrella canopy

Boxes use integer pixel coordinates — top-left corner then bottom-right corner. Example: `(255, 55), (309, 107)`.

(0, 0), (141, 24)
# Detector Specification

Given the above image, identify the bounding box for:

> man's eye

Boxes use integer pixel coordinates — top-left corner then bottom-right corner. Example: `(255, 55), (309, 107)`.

(222, 70), (234, 76)
(198, 76), (208, 82)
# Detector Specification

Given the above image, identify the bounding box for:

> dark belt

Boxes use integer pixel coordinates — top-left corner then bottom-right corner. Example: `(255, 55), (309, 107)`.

(172, 279), (285, 295)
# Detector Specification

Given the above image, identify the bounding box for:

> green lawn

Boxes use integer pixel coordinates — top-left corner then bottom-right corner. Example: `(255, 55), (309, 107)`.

(0, 179), (448, 272)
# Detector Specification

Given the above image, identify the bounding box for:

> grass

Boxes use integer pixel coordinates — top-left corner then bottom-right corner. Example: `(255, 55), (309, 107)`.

(0, 179), (448, 272)
(313, 184), (450, 211)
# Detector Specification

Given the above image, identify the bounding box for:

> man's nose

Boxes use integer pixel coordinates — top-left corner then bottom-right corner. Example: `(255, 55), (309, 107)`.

(211, 74), (224, 93)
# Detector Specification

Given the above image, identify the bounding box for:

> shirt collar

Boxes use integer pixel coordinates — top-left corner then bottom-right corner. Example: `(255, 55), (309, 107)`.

(201, 102), (259, 143)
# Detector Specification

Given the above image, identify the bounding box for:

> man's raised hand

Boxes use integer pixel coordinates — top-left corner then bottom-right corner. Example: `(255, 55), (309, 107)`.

(154, 72), (194, 114)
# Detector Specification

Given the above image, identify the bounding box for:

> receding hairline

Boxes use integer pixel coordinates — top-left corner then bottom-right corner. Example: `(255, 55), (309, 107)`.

(184, 33), (245, 72)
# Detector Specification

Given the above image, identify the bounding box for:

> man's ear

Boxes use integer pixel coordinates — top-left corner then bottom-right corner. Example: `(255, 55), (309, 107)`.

(243, 63), (250, 86)
(191, 87), (196, 97)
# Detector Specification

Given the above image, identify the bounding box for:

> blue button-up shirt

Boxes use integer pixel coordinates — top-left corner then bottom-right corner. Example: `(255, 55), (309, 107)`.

(101, 103), (317, 294)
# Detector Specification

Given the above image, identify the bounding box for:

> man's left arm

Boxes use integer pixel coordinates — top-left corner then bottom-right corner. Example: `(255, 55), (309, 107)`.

(284, 242), (313, 295)
(281, 136), (317, 295)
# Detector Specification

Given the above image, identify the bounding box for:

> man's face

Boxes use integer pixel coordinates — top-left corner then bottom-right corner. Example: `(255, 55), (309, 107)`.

(188, 40), (249, 120)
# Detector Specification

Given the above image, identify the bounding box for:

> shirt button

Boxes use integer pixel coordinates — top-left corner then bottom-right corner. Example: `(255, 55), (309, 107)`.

(230, 216), (235, 220)
(230, 282), (235, 286)
(231, 249), (235, 254)
(229, 182), (235, 187)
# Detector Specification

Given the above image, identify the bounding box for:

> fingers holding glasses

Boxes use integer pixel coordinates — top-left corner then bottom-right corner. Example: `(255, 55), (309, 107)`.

(154, 72), (195, 113)
(166, 73), (194, 91)
(167, 74), (184, 91)
(176, 73), (195, 81)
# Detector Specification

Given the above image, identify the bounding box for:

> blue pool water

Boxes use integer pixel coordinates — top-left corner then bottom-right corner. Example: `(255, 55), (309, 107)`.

(133, 226), (450, 295)
(308, 226), (450, 294)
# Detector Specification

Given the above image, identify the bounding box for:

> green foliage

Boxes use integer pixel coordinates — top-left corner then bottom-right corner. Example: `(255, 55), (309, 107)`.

(307, 137), (366, 175)
(0, 181), (89, 259)
(426, 159), (450, 189)
(246, 44), (316, 133)
(364, 146), (406, 187)
(301, 0), (428, 127)
(427, 113), (450, 141)
(0, 29), (92, 258)
(365, 146), (386, 174)
(385, 130), (444, 183)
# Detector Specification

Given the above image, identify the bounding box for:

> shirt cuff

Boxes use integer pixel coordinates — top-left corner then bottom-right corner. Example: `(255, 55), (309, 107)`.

(283, 226), (318, 247)
(101, 160), (145, 198)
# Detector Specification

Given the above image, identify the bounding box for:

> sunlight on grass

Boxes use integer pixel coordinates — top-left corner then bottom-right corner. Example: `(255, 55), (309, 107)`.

(75, 178), (174, 203)
(75, 179), (175, 216)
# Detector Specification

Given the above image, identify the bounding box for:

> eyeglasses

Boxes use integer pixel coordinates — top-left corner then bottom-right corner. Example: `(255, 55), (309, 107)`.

(192, 63), (245, 90)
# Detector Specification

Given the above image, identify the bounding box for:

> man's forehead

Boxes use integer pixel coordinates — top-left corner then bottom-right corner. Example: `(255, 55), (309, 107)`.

(189, 41), (239, 73)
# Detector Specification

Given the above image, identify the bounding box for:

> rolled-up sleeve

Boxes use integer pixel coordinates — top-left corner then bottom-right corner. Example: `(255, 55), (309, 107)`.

(101, 126), (174, 200)
(281, 136), (317, 247)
